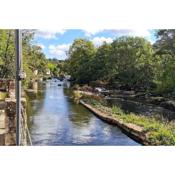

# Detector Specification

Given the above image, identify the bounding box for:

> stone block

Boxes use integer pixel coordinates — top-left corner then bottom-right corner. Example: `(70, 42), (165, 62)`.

(0, 133), (5, 145)
(0, 110), (6, 129)
(5, 133), (16, 146)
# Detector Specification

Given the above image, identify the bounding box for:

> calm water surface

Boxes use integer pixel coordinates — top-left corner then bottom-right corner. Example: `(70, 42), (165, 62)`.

(27, 81), (139, 146)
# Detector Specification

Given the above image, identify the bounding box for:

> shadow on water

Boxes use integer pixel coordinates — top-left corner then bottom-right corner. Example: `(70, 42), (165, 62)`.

(26, 81), (140, 146)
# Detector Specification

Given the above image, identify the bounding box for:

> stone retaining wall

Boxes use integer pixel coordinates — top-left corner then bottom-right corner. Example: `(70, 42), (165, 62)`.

(0, 79), (28, 146)
(0, 98), (27, 145)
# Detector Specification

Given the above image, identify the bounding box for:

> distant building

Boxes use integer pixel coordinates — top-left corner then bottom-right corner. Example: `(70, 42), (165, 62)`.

(65, 75), (71, 80)
(46, 69), (50, 75)
(33, 70), (38, 76)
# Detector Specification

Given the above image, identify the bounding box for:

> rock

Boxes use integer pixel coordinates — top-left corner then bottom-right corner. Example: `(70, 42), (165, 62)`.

(122, 90), (135, 95)
(160, 100), (175, 111)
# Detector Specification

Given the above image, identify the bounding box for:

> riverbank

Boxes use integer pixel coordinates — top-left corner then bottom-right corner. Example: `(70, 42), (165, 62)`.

(72, 84), (175, 113)
(107, 89), (175, 113)
(75, 91), (175, 145)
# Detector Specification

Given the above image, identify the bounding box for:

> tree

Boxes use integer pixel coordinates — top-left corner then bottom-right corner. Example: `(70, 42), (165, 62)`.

(0, 30), (15, 78)
(91, 42), (112, 81)
(22, 31), (47, 83)
(153, 29), (175, 93)
(67, 39), (96, 84)
(154, 29), (175, 55)
(109, 36), (154, 90)
(0, 29), (47, 85)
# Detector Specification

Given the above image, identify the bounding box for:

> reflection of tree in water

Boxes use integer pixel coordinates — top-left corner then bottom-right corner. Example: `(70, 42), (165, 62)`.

(63, 88), (73, 97)
(64, 88), (93, 127)
(26, 82), (46, 126)
(68, 100), (92, 127)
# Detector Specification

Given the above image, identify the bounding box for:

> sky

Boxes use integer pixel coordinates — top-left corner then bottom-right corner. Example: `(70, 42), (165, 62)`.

(33, 29), (157, 60)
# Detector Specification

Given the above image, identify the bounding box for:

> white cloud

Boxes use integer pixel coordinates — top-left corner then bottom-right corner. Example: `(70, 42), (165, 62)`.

(83, 29), (104, 36)
(48, 44), (70, 59)
(83, 29), (151, 38)
(35, 29), (66, 39)
(91, 37), (113, 47)
(108, 29), (150, 37)
(37, 43), (45, 50)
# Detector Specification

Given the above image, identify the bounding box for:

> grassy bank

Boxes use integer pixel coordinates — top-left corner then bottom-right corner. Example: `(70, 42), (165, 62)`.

(74, 91), (175, 145)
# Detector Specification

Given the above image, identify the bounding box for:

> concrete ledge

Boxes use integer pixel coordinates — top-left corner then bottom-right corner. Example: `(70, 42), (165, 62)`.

(80, 100), (150, 145)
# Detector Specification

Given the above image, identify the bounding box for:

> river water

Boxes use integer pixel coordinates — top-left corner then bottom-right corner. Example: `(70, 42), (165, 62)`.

(26, 81), (139, 146)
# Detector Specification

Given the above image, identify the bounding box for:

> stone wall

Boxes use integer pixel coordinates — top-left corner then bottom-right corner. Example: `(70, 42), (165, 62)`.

(0, 108), (6, 145)
(0, 98), (28, 146)
(0, 79), (28, 146)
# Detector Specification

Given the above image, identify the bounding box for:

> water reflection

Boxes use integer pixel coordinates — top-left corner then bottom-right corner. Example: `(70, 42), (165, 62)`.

(27, 81), (139, 146)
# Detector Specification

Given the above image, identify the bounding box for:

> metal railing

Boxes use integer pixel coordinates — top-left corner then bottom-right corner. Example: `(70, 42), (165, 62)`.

(20, 105), (32, 146)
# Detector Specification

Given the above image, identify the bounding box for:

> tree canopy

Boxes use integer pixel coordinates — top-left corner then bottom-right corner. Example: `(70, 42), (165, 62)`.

(65, 30), (175, 95)
(0, 29), (64, 84)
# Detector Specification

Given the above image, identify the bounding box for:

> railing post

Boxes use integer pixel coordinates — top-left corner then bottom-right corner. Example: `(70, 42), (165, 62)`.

(15, 29), (22, 146)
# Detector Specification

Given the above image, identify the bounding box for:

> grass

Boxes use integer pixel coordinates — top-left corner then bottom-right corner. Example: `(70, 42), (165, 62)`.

(81, 94), (175, 145)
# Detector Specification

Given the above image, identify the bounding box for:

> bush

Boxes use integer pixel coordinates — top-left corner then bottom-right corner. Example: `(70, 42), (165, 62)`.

(81, 85), (93, 92)
(72, 91), (82, 103)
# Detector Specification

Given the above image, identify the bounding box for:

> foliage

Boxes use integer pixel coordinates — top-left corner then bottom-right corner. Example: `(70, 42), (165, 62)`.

(109, 36), (155, 90)
(72, 91), (82, 103)
(153, 29), (175, 94)
(0, 30), (66, 85)
(0, 30), (48, 84)
(66, 39), (96, 84)
(0, 30), (16, 78)
(66, 36), (156, 91)
(46, 59), (65, 78)
(91, 42), (112, 81)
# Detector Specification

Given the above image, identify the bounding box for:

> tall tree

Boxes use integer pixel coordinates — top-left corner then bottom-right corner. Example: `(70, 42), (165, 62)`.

(0, 30), (15, 78)
(67, 39), (96, 84)
(154, 29), (175, 93)
(110, 36), (154, 90)
(91, 42), (112, 81)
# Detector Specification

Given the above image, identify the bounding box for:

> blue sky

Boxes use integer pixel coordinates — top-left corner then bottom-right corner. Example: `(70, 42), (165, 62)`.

(33, 29), (157, 60)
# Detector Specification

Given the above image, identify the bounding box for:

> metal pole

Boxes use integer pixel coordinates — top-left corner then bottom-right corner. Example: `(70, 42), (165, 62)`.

(15, 29), (22, 146)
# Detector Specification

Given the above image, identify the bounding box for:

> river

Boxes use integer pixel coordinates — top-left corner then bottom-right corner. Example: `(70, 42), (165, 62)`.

(26, 80), (139, 146)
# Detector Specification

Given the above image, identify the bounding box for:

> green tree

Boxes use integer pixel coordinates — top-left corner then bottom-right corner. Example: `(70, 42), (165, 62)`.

(0, 29), (48, 82)
(0, 30), (15, 78)
(91, 42), (112, 81)
(67, 39), (96, 84)
(154, 29), (175, 55)
(110, 36), (154, 90)
(154, 29), (175, 93)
